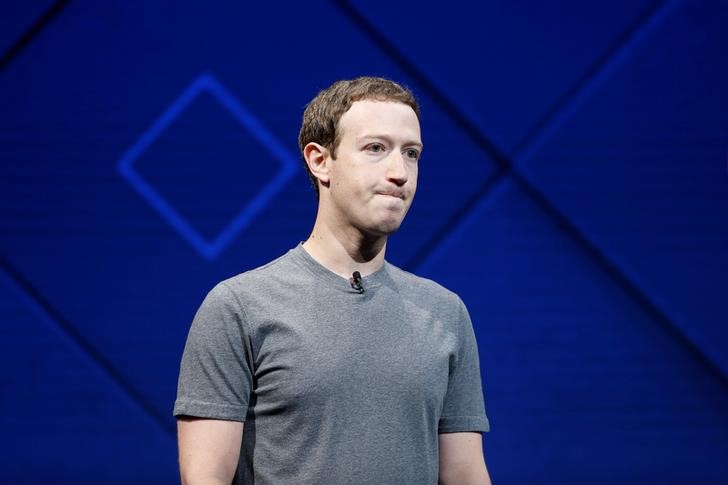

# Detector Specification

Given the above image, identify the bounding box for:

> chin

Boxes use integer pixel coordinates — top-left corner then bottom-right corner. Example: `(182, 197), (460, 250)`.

(356, 219), (402, 237)
(374, 219), (405, 235)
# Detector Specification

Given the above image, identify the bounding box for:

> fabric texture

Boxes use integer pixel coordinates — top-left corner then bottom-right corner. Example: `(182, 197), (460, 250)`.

(174, 243), (488, 484)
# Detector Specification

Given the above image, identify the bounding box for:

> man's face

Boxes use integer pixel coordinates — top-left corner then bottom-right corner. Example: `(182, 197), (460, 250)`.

(326, 99), (422, 236)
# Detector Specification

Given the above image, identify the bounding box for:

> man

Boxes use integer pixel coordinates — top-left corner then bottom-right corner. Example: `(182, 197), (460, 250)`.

(174, 77), (491, 484)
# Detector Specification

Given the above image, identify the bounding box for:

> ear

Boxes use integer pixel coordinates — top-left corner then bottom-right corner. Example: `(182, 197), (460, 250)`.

(303, 142), (331, 188)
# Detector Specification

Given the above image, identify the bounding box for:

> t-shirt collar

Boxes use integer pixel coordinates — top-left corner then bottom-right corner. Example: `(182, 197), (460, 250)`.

(290, 242), (389, 293)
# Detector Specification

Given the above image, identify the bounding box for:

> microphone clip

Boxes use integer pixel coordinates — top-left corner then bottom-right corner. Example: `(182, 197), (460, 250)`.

(350, 271), (365, 294)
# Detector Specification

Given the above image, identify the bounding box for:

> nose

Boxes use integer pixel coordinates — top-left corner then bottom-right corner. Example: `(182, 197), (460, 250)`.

(385, 150), (408, 186)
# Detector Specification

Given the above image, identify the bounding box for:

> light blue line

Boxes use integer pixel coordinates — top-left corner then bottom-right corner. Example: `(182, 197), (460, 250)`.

(201, 73), (298, 171)
(117, 72), (299, 260)
(119, 164), (209, 255)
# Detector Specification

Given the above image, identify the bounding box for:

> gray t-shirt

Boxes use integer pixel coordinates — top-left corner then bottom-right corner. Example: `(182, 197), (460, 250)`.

(174, 244), (489, 484)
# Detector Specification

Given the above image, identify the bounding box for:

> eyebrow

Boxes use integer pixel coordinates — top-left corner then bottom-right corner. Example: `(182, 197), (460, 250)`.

(358, 134), (423, 149)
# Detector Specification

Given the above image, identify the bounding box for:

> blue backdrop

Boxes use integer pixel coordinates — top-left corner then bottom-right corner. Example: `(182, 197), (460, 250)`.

(1, 1), (727, 483)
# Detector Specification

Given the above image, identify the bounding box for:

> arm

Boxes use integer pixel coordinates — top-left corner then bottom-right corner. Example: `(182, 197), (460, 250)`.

(438, 432), (492, 485)
(177, 417), (244, 485)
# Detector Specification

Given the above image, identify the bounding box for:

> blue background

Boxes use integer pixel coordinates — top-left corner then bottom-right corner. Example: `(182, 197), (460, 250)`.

(1, 0), (727, 483)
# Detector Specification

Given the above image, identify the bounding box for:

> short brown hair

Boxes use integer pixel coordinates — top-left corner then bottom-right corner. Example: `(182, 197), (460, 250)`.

(298, 76), (421, 195)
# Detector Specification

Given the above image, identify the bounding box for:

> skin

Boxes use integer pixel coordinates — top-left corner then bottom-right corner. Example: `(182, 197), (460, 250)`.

(301, 99), (422, 278)
(177, 417), (243, 484)
(439, 432), (492, 485)
(178, 99), (491, 484)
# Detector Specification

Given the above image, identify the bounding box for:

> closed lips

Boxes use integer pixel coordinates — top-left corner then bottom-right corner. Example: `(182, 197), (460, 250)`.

(377, 191), (404, 199)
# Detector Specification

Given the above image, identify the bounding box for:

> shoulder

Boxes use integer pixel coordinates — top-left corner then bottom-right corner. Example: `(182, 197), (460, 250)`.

(189, 250), (296, 320)
(192, 250), (298, 329)
(384, 262), (466, 310)
(215, 249), (296, 295)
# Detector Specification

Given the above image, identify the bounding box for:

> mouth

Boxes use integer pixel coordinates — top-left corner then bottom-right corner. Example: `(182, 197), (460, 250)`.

(376, 191), (405, 200)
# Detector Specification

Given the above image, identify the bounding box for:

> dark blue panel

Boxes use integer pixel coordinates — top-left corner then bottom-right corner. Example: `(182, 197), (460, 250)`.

(0, 0), (495, 429)
(347, 0), (653, 152)
(421, 179), (728, 483)
(520, 0), (728, 374)
(0, 269), (177, 483)
(0, 0), (56, 59)
(3, 0), (725, 481)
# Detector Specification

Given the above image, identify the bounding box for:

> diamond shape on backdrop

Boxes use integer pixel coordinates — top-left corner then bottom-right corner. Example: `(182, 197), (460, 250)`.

(117, 73), (297, 260)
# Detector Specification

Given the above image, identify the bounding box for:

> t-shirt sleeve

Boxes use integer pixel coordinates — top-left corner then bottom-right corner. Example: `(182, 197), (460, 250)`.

(173, 282), (253, 422)
(438, 296), (490, 434)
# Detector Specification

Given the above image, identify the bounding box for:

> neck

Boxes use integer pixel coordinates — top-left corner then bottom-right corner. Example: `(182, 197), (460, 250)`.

(302, 216), (387, 280)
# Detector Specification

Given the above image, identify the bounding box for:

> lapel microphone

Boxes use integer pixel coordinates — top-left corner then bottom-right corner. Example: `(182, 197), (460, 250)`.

(351, 271), (364, 293)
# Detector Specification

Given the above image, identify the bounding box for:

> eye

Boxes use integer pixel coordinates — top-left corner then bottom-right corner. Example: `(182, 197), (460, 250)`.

(367, 143), (385, 153)
(405, 148), (420, 160)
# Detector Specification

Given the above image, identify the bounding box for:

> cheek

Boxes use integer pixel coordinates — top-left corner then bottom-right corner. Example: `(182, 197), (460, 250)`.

(409, 167), (419, 189)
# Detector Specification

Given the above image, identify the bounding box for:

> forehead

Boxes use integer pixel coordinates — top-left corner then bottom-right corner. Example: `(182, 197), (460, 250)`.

(338, 100), (421, 140)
